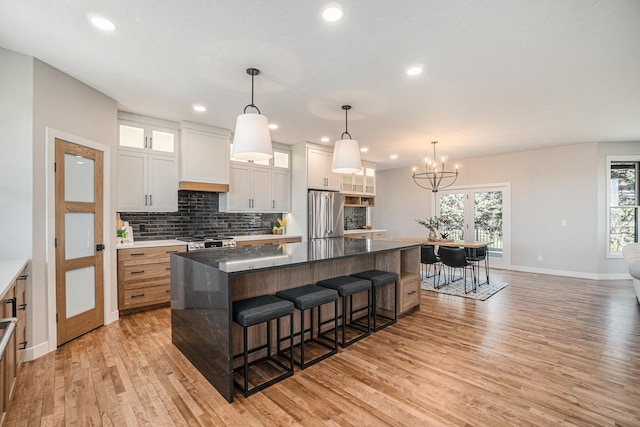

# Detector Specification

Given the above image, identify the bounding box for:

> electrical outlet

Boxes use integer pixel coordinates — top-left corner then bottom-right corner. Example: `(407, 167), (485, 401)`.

(139, 224), (146, 232)
(537, 255), (543, 261)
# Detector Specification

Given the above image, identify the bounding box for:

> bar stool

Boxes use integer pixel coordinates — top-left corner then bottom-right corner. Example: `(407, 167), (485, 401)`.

(232, 295), (294, 397)
(351, 270), (398, 331)
(317, 276), (372, 347)
(275, 284), (339, 369)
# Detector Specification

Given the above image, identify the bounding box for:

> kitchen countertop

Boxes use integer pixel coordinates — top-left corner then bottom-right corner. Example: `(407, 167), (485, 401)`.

(232, 234), (302, 242)
(116, 239), (187, 249)
(0, 259), (29, 298)
(174, 238), (417, 274)
(344, 229), (387, 234)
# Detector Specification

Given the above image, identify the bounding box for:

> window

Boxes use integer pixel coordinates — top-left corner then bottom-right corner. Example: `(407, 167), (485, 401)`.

(608, 158), (639, 257)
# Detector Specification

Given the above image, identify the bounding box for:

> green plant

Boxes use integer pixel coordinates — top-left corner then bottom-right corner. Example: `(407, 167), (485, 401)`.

(416, 215), (452, 231)
(116, 228), (128, 238)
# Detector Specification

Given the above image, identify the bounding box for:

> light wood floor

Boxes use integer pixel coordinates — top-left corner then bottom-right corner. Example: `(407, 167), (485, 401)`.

(6, 270), (640, 426)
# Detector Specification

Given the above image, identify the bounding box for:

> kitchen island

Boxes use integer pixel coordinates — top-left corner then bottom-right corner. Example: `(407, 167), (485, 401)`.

(171, 238), (421, 402)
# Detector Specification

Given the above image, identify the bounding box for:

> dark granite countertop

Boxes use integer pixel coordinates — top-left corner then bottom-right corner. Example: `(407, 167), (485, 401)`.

(173, 238), (420, 274)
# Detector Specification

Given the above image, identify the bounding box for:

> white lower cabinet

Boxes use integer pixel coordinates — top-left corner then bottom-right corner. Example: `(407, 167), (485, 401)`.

(117, 149), (178, 212)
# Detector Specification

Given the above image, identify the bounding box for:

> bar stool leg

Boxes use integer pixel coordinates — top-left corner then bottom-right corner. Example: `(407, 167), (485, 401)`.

(243, 325), (249, 394)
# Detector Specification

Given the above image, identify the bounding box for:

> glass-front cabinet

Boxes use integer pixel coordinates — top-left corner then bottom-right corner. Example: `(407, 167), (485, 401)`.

(341, 161), (375, 195)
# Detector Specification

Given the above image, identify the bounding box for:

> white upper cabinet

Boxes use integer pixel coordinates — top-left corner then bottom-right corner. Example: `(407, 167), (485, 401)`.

(116, 112), (179, 212)
(341, 161), (376, 195)
(180, 121), (230, 187)
(118, 115), (177, 155)
(220, 143), (291, 212)
(307, 146), (340, 190)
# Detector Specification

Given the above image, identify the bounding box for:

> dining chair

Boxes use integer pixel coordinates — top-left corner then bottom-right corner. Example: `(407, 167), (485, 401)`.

(438, 247), (477, 293)
(465, 246), (489, 285)
(420, 245), (441, 281)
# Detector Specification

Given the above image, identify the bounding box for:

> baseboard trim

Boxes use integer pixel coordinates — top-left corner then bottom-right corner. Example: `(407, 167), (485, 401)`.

(509, 265), (599, 280)
(105, 309), (119, 325)
(25, 340), (50, 362)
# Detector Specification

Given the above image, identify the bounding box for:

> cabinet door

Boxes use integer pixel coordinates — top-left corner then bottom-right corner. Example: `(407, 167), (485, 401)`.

(364, 166), (376, 195)
(272, 169), (291, 212)
(148, 154), (178, 211)
(307, 148), (340, 190)
(307, 148), (327, 189)
(180, 128), (229, 184)
(117, 150), (147, 211)
(226, 164), (252, 210)
(251, 166), (273, 211)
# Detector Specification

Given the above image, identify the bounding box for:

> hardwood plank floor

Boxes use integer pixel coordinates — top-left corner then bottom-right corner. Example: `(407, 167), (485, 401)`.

(6, 270), (640, 426)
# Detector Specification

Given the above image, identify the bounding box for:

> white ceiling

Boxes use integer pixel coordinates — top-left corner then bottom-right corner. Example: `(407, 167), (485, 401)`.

(1, 0), (639, 170)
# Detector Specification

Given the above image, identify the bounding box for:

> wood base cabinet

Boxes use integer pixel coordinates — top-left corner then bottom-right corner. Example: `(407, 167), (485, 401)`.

(0, 262), (28, 424)
(117, 245), (186, 313)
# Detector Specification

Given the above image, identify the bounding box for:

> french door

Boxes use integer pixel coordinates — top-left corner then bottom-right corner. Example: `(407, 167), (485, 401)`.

(55, 139), (104, 345)
(436, 185), (510, 269)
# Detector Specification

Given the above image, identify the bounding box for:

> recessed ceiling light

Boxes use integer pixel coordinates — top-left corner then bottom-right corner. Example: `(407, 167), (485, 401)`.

(406, 65), (423, 76)
(193, 105), (206, 112)
(321, 137), (330, 142)
(89, 15), (117, 32)
(390, 154), (398, 159)
(269, 123), (279, 130)
(360, 147), (368, 152)
(322, 5), (344, 22)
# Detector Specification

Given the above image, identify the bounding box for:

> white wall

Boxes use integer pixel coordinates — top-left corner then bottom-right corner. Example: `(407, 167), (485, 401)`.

(0, 48), (33, 259)
(31, 59), (118, 355)
(374, 142), (638, 278)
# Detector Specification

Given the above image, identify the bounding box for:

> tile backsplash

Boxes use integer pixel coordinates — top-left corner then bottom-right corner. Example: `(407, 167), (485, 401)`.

(344, 206), (367, 230)
(119, 191), (283, 241)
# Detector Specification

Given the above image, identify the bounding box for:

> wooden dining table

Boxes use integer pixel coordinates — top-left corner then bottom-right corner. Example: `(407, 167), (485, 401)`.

(382, 237), (491, 284)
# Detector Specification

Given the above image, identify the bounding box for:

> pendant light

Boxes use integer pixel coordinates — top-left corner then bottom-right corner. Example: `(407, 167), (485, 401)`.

(232, 68), (274, 161)
(331, 105), (362, 174)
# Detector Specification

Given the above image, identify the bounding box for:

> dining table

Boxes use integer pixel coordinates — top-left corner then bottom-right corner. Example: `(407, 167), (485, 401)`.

(382, 237), (491, 284)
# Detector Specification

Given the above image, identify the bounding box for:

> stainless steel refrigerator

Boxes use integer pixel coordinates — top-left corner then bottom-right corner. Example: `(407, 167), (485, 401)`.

(308, 190), (344, 239)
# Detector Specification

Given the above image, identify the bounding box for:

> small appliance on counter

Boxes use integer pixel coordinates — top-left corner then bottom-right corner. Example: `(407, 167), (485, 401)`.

(177, 236), (236, 251)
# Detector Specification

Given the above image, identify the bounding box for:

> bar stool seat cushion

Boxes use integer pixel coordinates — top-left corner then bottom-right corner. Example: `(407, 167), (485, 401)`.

(317, 276), (371, 296)
(351, 270), (399, 287)
(276, 285), (338, 310)
(233, 295), (294, 327)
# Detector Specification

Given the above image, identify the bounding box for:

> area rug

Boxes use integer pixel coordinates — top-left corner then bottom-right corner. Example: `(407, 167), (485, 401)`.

(421, 274), (508, 301)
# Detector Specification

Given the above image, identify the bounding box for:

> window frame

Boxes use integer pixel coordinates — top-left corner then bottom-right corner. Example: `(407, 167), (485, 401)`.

(606, 155), (640, 258)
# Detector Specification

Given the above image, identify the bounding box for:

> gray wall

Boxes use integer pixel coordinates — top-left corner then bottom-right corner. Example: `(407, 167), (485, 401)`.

(374, 141), (639, 278)
(0, 48), (33, 259)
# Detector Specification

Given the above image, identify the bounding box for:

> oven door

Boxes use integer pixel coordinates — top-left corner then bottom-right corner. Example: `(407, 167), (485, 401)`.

(204, 241), (223, 249)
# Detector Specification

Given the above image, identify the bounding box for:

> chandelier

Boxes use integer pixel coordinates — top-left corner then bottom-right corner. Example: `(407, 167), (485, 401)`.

(412, 141), (459, 192)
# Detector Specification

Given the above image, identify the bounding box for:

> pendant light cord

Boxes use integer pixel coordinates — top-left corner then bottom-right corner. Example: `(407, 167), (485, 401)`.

(243, 68), (262, 114)
(341, 105), (352, 139)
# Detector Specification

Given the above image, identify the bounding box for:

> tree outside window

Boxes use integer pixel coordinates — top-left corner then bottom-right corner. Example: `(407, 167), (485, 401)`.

(609, 161), (639, 253)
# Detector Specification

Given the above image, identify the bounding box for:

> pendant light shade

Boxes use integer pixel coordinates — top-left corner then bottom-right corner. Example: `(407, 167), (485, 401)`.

(331, 105), (362, 174)
(232, 68), (274, 161)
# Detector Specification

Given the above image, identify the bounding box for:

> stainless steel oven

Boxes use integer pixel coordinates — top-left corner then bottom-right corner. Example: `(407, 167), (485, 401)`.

(177, 236), (236, 251)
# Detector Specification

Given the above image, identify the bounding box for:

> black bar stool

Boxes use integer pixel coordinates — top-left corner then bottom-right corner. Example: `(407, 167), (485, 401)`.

(317, 276), (371, 347)
(351, 270), (398, 331)
(232, 295), (294, 397)
(276, 284), (339, 369)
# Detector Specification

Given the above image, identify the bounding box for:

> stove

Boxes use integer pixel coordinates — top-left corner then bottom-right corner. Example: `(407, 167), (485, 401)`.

(177, 236), (236, 251)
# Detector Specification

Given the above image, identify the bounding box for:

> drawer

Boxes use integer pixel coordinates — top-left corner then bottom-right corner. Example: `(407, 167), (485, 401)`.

(278, 237), (302, 244)
(236, 239), (279, 248)
(122, 260), (171, 283)
(118, 245), (186, 262)
(400, 276), (420, 313)
(122, 283), (171, 309)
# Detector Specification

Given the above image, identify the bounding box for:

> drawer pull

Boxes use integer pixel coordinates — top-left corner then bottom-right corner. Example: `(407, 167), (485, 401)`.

(166, 290), (171, 293)
(166, 250), (179, 254)
(130, 270), (145, 275)
(18, 275), (28, 280)
(131, 293), (145, 298)
(19, 341), (27, 350)
(130, 253), (145, 256)
(166, 267), (171, 270)
(18, 303), (27, 311)
(407, 290), (417, 295)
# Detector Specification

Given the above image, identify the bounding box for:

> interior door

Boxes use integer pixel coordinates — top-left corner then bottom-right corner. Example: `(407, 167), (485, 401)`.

(55, 138), (104, 346)
(437, 186), (509, 268)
